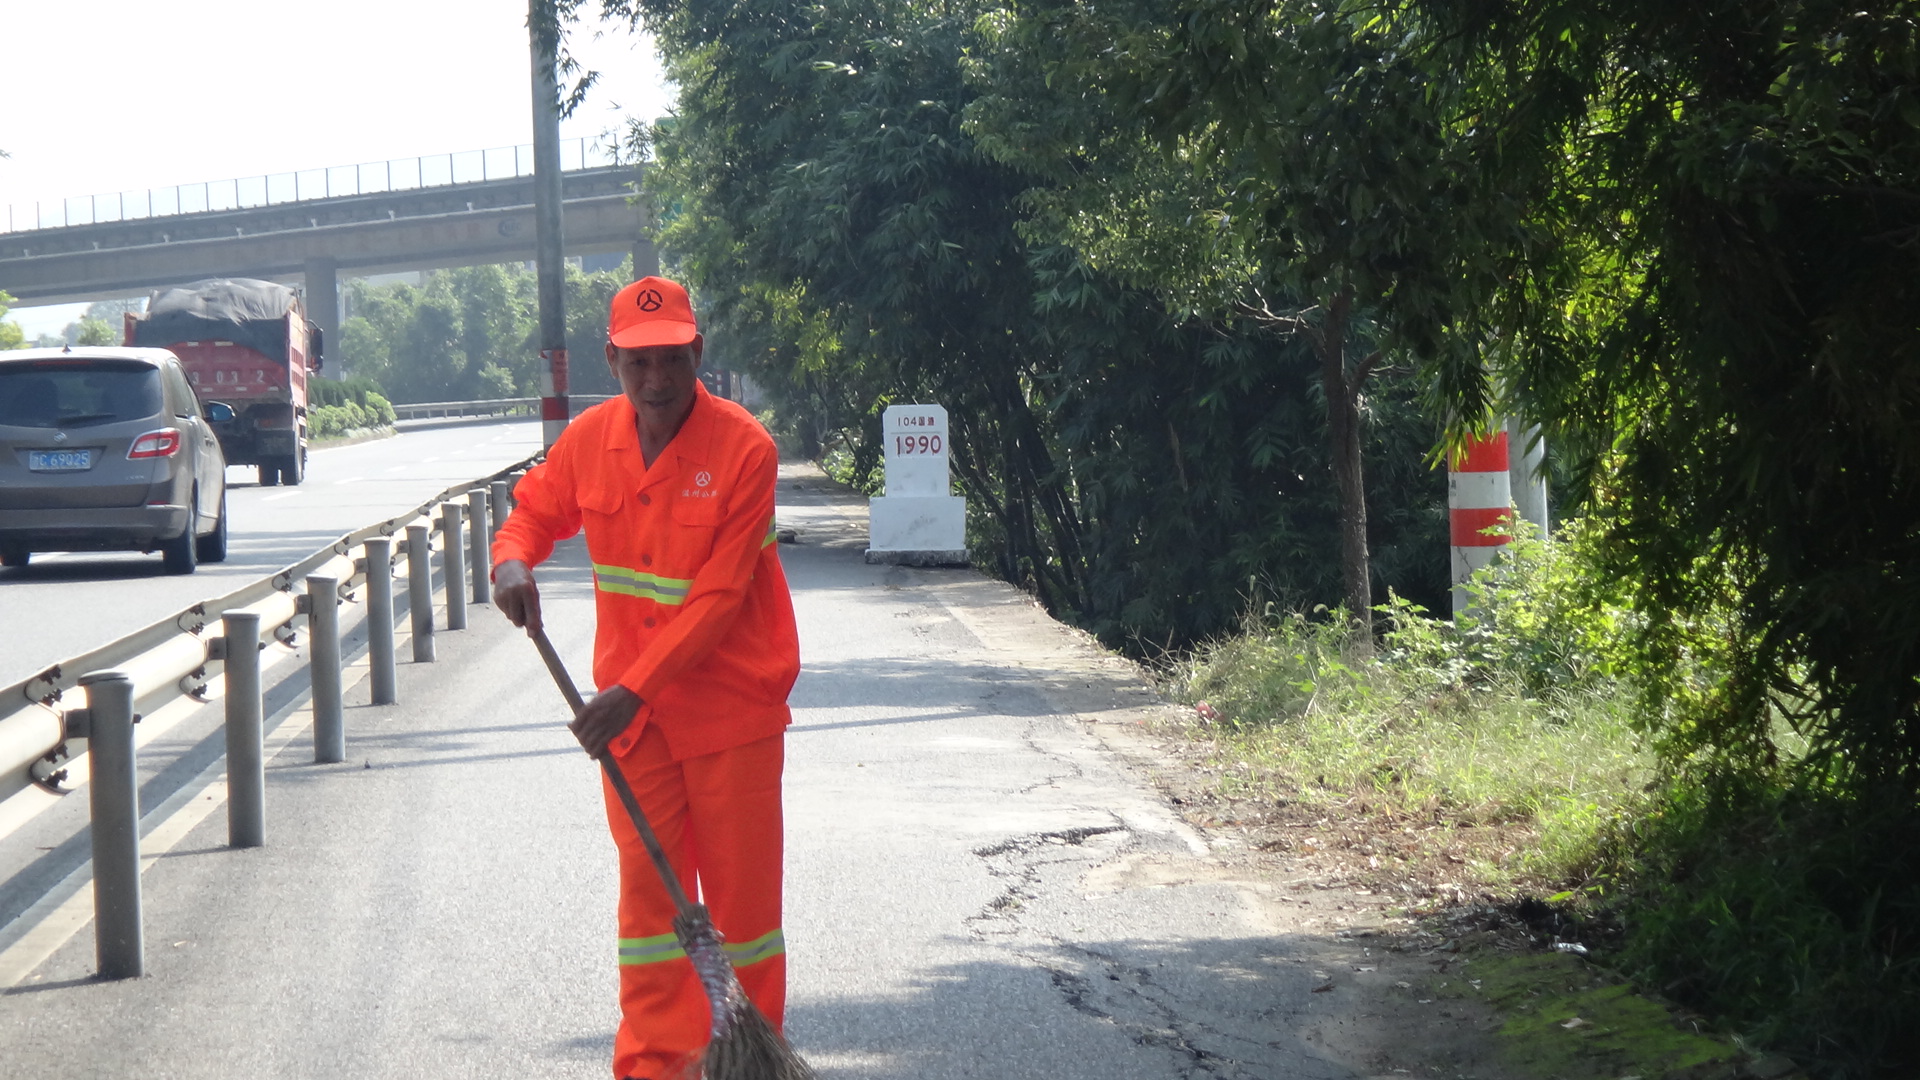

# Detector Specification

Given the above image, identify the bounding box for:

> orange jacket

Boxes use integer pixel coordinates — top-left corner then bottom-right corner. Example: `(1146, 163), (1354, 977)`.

(492, 382), (800, 760)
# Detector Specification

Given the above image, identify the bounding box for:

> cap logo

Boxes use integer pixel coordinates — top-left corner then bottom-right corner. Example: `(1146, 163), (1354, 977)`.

(637, 289), (664, 312)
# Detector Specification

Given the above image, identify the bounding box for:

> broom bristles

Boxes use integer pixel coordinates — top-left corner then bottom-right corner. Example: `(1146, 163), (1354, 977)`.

(669, 907), (817, 1080)
(700, 998), (817, 1080)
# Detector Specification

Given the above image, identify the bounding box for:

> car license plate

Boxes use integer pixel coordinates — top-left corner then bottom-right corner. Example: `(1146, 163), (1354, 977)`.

(27, 449), (95, 472)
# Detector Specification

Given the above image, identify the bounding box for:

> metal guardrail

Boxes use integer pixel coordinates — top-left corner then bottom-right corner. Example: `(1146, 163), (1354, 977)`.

(3, 136), (625, 235)
(389, 395), (613, 422)
(0, 455), (538, 977)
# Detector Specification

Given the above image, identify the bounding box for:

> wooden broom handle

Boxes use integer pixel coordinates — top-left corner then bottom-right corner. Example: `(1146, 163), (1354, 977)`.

(530, 628), (696, 915)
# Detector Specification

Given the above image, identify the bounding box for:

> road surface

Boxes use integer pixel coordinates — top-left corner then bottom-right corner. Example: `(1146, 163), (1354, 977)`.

(0, 467), (1383, 1079)
(0, 421), (543, 690)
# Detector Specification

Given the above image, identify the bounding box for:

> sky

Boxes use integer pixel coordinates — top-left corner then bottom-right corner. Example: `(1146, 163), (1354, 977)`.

(1, 0), (675, 337)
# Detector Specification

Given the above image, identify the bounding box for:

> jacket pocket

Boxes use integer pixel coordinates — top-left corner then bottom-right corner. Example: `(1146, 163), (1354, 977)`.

(671, 493), (724, 527)
(579, 487), (625, 517)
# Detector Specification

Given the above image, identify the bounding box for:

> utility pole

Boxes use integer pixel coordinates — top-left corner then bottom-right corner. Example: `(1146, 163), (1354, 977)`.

(530, 0), (569, 447)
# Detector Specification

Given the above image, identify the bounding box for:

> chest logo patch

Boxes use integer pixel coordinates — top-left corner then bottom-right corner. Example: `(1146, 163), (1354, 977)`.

(694, 470), (712, 488)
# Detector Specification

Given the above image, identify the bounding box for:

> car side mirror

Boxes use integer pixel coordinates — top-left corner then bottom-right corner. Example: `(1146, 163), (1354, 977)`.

(310, 327), (325, 373)
(205, 401), (236, 422)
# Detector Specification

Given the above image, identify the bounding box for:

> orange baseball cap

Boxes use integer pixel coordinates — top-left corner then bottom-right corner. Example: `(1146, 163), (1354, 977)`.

(608, 276), (699, 348)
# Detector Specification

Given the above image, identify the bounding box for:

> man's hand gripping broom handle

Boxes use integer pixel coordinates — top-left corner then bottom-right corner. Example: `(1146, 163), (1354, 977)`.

(530, 627), (697, 916)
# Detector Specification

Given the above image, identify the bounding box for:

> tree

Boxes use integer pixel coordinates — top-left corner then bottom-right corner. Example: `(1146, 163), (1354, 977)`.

(604, 0), (1451, 645)
(74, 318), (117, 346)
(0, 290), (24, 351)
(335, 261), (634, 402)
(967, 0), (1520, 648)
(1369, 0), (1920, 793)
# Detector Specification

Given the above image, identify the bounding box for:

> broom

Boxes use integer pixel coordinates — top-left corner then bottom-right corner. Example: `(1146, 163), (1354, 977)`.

(530, 628), (816, 1080)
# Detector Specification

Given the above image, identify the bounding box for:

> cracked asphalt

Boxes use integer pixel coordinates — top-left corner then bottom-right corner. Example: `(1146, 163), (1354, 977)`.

(780, 470), (1368, 1079)
(0, 464), (1395, 1078)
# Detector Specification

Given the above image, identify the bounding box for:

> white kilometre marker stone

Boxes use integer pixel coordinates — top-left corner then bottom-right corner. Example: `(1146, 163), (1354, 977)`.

(865, 404), (968, 566)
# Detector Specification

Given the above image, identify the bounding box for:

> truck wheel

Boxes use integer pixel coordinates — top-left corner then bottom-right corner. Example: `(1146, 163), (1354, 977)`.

(196, 491), (229, 563)
(162, 496), (199, 575)
(258, 462), (280, 487)
(0, 548), (29, 568)
(281, 451), (304, 485)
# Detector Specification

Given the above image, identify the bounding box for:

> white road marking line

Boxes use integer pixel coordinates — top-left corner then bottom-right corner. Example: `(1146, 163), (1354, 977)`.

(0, 654), (327, 989)
(333, 477), (366, 486)
(263, 491), (299, 502)
(0, 641), (300, 844)
(0, 709), (313, 989)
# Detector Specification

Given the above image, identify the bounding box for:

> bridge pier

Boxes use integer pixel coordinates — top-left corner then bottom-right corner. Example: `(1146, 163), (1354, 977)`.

(633, 192), (660, 279)
(304, 256), (339, 371)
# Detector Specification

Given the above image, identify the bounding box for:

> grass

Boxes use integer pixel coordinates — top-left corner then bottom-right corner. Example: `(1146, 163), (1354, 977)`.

(1611, 780), (1920, 1077)
(1160, 569), (1920, 1076)
(1170, 608), (1652, 886)
(1438, 951), (1738, 1077)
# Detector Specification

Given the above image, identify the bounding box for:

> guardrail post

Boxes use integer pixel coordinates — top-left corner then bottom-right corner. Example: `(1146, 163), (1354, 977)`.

(81, 669), (142, 979)
(490, 479), (511, 539)
(468, 490), (491, 604)
(408, 524), (435, 662)
(442, 504), (468, 631)
(307, 574), (344, 764)
(365, 538), (397, 704)
(223, 611), (265, 849)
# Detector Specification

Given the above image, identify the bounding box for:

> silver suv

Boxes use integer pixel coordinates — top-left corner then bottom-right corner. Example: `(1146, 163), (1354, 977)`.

(0, 347), (231, 574)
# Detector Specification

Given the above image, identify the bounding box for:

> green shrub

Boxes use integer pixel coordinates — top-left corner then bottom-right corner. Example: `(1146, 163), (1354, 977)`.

(363, 391), (395, 426)
(1171, 527), (1655, 883)
(310, 374), (387, 408)
(1613, 780), (1920, 1077)
(1175, 520), (1920, 1073)
(308, 377), (396, 438)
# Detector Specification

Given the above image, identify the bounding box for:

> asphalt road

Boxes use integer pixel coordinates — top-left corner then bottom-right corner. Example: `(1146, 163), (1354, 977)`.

(0, 421), (544, 690)
(0, 468), (1372, 1079)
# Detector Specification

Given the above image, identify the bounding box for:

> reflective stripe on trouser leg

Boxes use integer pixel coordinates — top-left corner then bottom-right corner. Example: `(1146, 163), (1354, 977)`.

(606, 723), (787, 1080)
(618, 931), (686, 966)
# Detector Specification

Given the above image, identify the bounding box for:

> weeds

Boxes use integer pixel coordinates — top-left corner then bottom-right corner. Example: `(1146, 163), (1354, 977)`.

(1170, 525), (1652, 885)
(1162, 521), (1920, 1076)
(1612, 779), (1920, 1078)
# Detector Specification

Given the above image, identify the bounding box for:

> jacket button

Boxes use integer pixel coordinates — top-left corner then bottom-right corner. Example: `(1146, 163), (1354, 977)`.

(639, 493), (652, 506)
(641, 554), (652, 566)
(644, 617), (657, 628)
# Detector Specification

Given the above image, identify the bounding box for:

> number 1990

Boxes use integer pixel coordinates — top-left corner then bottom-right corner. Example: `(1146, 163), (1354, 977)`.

(894, 434), (943, 455)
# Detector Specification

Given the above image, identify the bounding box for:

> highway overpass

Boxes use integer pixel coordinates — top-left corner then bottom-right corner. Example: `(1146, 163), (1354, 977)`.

(0, 149), (658, 345)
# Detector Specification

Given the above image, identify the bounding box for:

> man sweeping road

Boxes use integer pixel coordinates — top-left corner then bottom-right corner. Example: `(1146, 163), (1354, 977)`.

(491, 276), (802, 1080)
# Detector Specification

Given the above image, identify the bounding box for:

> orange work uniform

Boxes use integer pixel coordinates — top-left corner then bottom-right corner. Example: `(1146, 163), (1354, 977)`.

(492, 381), (800, 1079)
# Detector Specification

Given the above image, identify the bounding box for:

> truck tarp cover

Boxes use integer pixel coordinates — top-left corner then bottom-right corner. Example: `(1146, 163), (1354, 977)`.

(132, 278), (295, 361)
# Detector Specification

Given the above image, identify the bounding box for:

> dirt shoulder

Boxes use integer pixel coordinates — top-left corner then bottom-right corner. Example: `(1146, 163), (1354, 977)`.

(777, 460), (1795, 1080)
(930, 573), (1798, 1080)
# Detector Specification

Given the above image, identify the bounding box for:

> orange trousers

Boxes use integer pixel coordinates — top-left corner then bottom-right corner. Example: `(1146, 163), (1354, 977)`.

(603, 723), (787, 1080)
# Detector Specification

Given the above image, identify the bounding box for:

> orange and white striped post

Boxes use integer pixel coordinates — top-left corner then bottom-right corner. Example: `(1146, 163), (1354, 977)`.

(1449, 430), (1513, 617)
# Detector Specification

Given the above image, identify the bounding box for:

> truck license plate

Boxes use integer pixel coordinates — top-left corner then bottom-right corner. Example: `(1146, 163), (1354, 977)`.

(27, 449), (95, 472)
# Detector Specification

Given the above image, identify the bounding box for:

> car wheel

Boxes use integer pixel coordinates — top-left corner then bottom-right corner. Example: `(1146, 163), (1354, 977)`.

(161, 491), (199, 575)
(196, 490), (229, 563)
(281, 450), (304, 486)
(0, 548), (29, 568)
(258, 462), (280, 487)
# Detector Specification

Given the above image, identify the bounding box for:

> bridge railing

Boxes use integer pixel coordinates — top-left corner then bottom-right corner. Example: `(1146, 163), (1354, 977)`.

(389, 395), (614, 423)
(3, 136), (626, 235)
